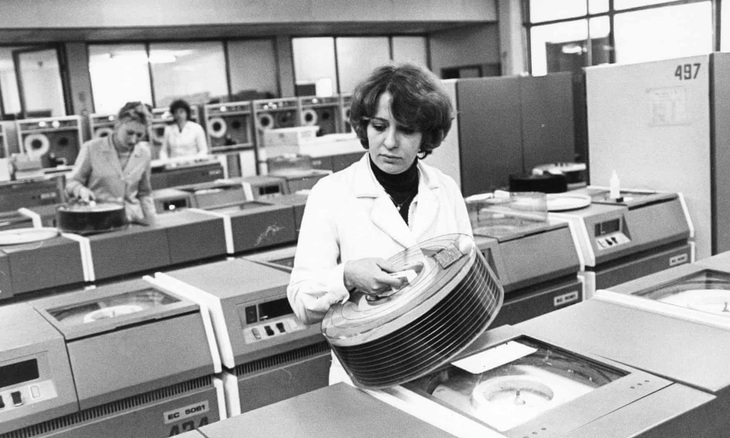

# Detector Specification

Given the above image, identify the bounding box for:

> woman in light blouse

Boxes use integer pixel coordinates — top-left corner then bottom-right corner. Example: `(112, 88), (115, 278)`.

(65, 101), (156, 225)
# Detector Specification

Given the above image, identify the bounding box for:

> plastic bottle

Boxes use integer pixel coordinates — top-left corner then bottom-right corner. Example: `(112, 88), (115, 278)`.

(609, 170), (620, 200)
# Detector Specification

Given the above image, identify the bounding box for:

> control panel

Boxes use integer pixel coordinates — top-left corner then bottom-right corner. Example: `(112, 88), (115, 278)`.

(0, 358), (58, 413)
(596, 232), (630, 250)
(594, 218), (630, 250)
(238, 296), (307, 344)
(243, 316), (306, 344)
(0, 380), (58, 412)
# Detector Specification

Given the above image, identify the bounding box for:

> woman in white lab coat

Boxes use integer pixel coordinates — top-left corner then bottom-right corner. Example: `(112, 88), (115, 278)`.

(159, 99), (208, 160)
(287, 62), (472, 385)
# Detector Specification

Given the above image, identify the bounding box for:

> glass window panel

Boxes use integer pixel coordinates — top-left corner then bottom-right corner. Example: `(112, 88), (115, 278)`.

(17, 49), (65, 117)
(392, 36), (428, 67)
(88, 44), (152, 115)
(588, 0), (609, 14)
(531, 20), (588, 76)
(531, 18), (610, 76)
(292, 37), (337, 96)
(614, 0), (674, 10)
(336, 37), (390, 94)
(529, 0), (587, 23)
(614, 3), (712, 64)
(0, 48), (21, 116)
(589, 16), (612, 65)
(228, 39), (278, 100)
(150, 41), (227, 107)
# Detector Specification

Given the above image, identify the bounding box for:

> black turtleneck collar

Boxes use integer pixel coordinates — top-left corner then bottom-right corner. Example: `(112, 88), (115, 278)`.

(370, 156), (418, 191)
(370, 156), (419, 223)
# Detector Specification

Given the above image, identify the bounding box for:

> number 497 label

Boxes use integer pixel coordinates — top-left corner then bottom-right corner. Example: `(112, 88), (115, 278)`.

(675, 63), (701, 80)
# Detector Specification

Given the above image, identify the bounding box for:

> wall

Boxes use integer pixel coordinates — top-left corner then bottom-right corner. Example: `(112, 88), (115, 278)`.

(0, 0), (496, 28)
(429, 24), (501, 78)
(5, 1), (502, 116)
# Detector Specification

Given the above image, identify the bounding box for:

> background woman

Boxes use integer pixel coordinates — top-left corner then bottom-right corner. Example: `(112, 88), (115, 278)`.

(287, 62), (472, 384)
(159, 99), (208, 160)
(65, 101), (156, 225)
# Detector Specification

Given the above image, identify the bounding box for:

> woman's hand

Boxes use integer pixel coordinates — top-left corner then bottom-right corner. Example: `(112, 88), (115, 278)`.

(344, 258), (406, 296)
(75, 187), (96, 203)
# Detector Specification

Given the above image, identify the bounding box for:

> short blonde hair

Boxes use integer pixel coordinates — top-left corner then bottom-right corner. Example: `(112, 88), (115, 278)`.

(116, 101), (153, 127)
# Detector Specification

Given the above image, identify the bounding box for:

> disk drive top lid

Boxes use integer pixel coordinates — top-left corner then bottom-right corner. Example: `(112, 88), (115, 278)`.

(31, 278), (199, 341)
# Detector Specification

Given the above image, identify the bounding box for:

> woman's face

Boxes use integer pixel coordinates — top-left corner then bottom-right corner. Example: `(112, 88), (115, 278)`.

(173, 108), (188, 123)
(367, 91), (422, 175)
(113, 120), (148, 151)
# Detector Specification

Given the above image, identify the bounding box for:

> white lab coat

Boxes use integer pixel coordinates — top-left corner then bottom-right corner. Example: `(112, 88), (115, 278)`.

(287, 153), (472, 384)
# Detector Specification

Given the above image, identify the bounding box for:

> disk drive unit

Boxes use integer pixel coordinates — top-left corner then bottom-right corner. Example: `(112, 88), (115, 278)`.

(152, 188), (194, 213)
(0, 279), (225, 438)
(0, 229), (84, 301)
(191, 200), (297, 254)
(258, 192), (308, 237)
(196, 384), (456, 438)
(177, 180), (248, 209)
(473, 231), (582, 327)
(381, 325), (717, 438)
(597, 250), (730, 329)
(0, 176), (63, 212)
(150, 158), (224, 190)
(240, 244), (297, 273)
(0, 210), (33, 231)
(519, 297), (730, 437)
(152, 258), (331, 416)
(238, 175), (287, 199)
(203, 101), (254, 153)
(16, 116), (83, 168)
(66, 209), (227, 283)
(299, 96), (341, 136)
(252, 97), (299, 159)
(548, 187), (694, 298)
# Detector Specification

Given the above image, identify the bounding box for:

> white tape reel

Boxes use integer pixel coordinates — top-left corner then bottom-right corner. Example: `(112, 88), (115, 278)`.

(301, 109), (318, 126)
(94, 127), (114, 139)
(257, 113), (274, 130)
(24, 133), (50, 158)
(208, 116), (227, 139)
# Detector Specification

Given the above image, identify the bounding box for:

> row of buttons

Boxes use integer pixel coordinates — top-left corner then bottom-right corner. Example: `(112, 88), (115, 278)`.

(597, 235), (626, 249)
(0, 391), (23, 409)
(251, 322), (287, 340)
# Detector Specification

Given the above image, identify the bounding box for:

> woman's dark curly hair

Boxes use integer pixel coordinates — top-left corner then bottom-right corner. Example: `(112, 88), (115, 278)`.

(169, 99), (192, 120)
(349, 63), (453, 158)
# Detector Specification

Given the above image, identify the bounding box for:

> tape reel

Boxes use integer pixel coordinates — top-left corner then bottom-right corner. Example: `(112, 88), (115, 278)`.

(208, 116), (227, 139)
(301, 109), (318, 126)
(24, 133), (50, 158)
(94, 127), (114, 139)
(257, 113), (274, 130)
(276, 111), (295, 128)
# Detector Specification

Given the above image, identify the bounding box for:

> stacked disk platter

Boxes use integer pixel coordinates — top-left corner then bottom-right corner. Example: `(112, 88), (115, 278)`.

(322, 234), (504, 389)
